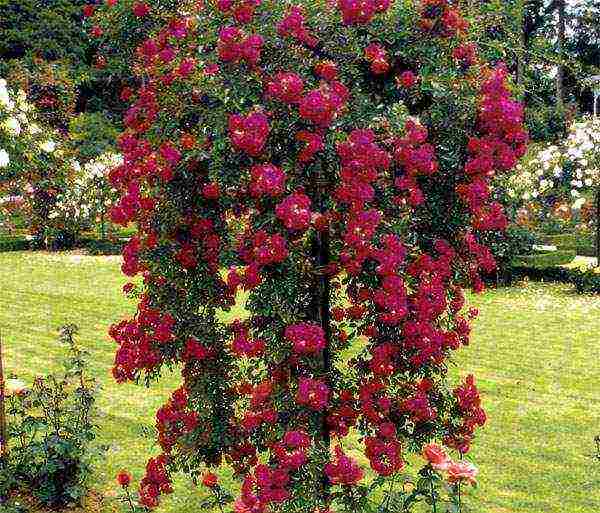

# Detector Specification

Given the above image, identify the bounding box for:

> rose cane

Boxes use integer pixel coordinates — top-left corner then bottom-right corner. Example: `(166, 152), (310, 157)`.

(117, 470), (135, 512)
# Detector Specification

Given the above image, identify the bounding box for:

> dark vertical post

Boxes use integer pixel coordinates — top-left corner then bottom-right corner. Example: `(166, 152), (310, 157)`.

(318, 228), (331, 451)
(311, 169), (332, 504)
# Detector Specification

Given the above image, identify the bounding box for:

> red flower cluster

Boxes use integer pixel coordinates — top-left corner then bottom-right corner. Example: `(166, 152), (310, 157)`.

(133, 2), (150, 18)
(218, 27), (264, 66)
(365, 43), (389, 74)
(277, 5), (318, 48)
(266, 72), (304, 104)
(336, 129), (390, 210)
(236, 464), (290, 512)
(397, 70), (418, 88)
(275, 192), (312, 231)
(393, 120), (438, 206)
(338, 0), (391, 25)
(217, 0), (262, 24)
(249, 163), (286, 197)
(446, 375), (487, 453)
(299, 81), (349, 128)
(229, 112), (270, 156)
(116, 470), (132, 488)
(324, 446), (364, 485)
(231, 320), (266, 358)
(453, 42), (478, 68)
(271, 430), (311, 471)
(419, 0), (468, 37)
(296, 130), (324, 162)
(139, 455), (172, 509)
(110, 302), (175, 382)
(364, 435), (404, 476)
(296, 377), (329, 411)
(156, 387), (199, 453)
(284, 322), (326, 354)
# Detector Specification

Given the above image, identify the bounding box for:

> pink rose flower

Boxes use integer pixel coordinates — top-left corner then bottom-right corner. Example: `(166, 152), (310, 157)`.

(447, 460), (478, 485)
(422, 442), (451, 471)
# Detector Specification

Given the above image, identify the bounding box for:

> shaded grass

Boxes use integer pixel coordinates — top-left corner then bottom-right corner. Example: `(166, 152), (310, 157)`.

(0, 252), (599, 512)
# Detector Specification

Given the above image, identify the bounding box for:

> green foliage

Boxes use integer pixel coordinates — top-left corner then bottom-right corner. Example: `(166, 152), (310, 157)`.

(1, 253), (600, 511)
(570, 266), (600, 294)
(511, 263), (600, 294)
(481, 224), (538, 276)
(0, 0), (90, 63)
(68, 111), (119, 162)
(0, 234), (29, 252)
(512, 249), (576, 268)
(0, 325), (105, 509)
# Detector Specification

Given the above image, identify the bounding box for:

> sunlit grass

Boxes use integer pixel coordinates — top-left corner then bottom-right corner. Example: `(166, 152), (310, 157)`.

(1, 252), (599, 512)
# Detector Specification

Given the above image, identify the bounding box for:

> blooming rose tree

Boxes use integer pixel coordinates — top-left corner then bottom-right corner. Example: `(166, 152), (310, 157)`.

(0, 77), (69, 241)
(91, 1), (528, 511)
(506, 116), (600, 238)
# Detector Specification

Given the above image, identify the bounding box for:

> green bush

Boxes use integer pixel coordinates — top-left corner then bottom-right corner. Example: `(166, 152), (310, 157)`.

(0, 235), (29, 252)
(0, 325), (105, 509)
(68, 112), (119, 162)
(510, 265), (600, 295)
(512, 250), (576, 268)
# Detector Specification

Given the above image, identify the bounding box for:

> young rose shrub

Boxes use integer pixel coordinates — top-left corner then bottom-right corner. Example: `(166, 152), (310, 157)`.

(95, 1), (527, 511)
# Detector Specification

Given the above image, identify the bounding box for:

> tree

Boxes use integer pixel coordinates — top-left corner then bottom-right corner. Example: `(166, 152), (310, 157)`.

(96, 1), (528, 511)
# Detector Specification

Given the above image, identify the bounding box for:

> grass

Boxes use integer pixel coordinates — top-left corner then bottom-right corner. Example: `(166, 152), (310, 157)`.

(1, 251), (599, 513)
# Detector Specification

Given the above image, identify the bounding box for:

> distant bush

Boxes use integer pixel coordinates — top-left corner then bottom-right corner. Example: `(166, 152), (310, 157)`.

(512, 250), (576, 268)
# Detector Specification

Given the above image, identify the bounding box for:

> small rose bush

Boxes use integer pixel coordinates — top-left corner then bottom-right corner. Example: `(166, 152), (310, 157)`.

(0, 326), (104, 510)
(88, 1), (528, 512)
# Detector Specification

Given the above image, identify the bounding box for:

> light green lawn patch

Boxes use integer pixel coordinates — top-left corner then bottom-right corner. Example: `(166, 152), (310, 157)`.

(1, 252), (599, 512)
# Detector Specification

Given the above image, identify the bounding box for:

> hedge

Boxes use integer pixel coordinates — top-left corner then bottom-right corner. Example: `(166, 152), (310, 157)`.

(512, 250), (576, 268)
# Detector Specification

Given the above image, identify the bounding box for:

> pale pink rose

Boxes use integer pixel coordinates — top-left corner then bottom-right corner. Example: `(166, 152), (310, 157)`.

(4, 378), (26, 397)
(422, 443), (451, 471)
(447, 460), (478, 485)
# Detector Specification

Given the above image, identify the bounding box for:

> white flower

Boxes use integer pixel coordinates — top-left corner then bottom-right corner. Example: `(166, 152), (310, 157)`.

(3, 116), (21, 135)
(5, 378), (26, 396)
(0, 148), (9, 167)
(28, 123), (41, 135)
(585, 178), (593, 187)
(40, 140), (56, 153)
(572, 197), (586, 210)
(0, 80), (14, 111)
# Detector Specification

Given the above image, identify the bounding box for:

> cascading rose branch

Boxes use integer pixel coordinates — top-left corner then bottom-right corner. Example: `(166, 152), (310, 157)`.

(93, 0), (527, 511)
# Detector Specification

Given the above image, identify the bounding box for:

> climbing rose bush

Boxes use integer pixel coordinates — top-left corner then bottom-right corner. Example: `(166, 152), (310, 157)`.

(91, 1), (527, 511)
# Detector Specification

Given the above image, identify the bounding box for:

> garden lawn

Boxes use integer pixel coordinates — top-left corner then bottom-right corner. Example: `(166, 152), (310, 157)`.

(0, 251), (599, 513)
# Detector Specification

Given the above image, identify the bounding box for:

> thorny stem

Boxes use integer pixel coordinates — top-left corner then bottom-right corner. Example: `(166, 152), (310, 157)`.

(431, 477), (437, 513)
(124, 487), (136, 513)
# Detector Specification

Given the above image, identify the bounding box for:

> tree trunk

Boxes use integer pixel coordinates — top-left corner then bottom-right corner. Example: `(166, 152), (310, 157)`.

(556, 0), (566, 112)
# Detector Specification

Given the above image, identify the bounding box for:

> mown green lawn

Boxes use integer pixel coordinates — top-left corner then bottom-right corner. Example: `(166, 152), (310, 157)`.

(1, 252), (599, 513)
